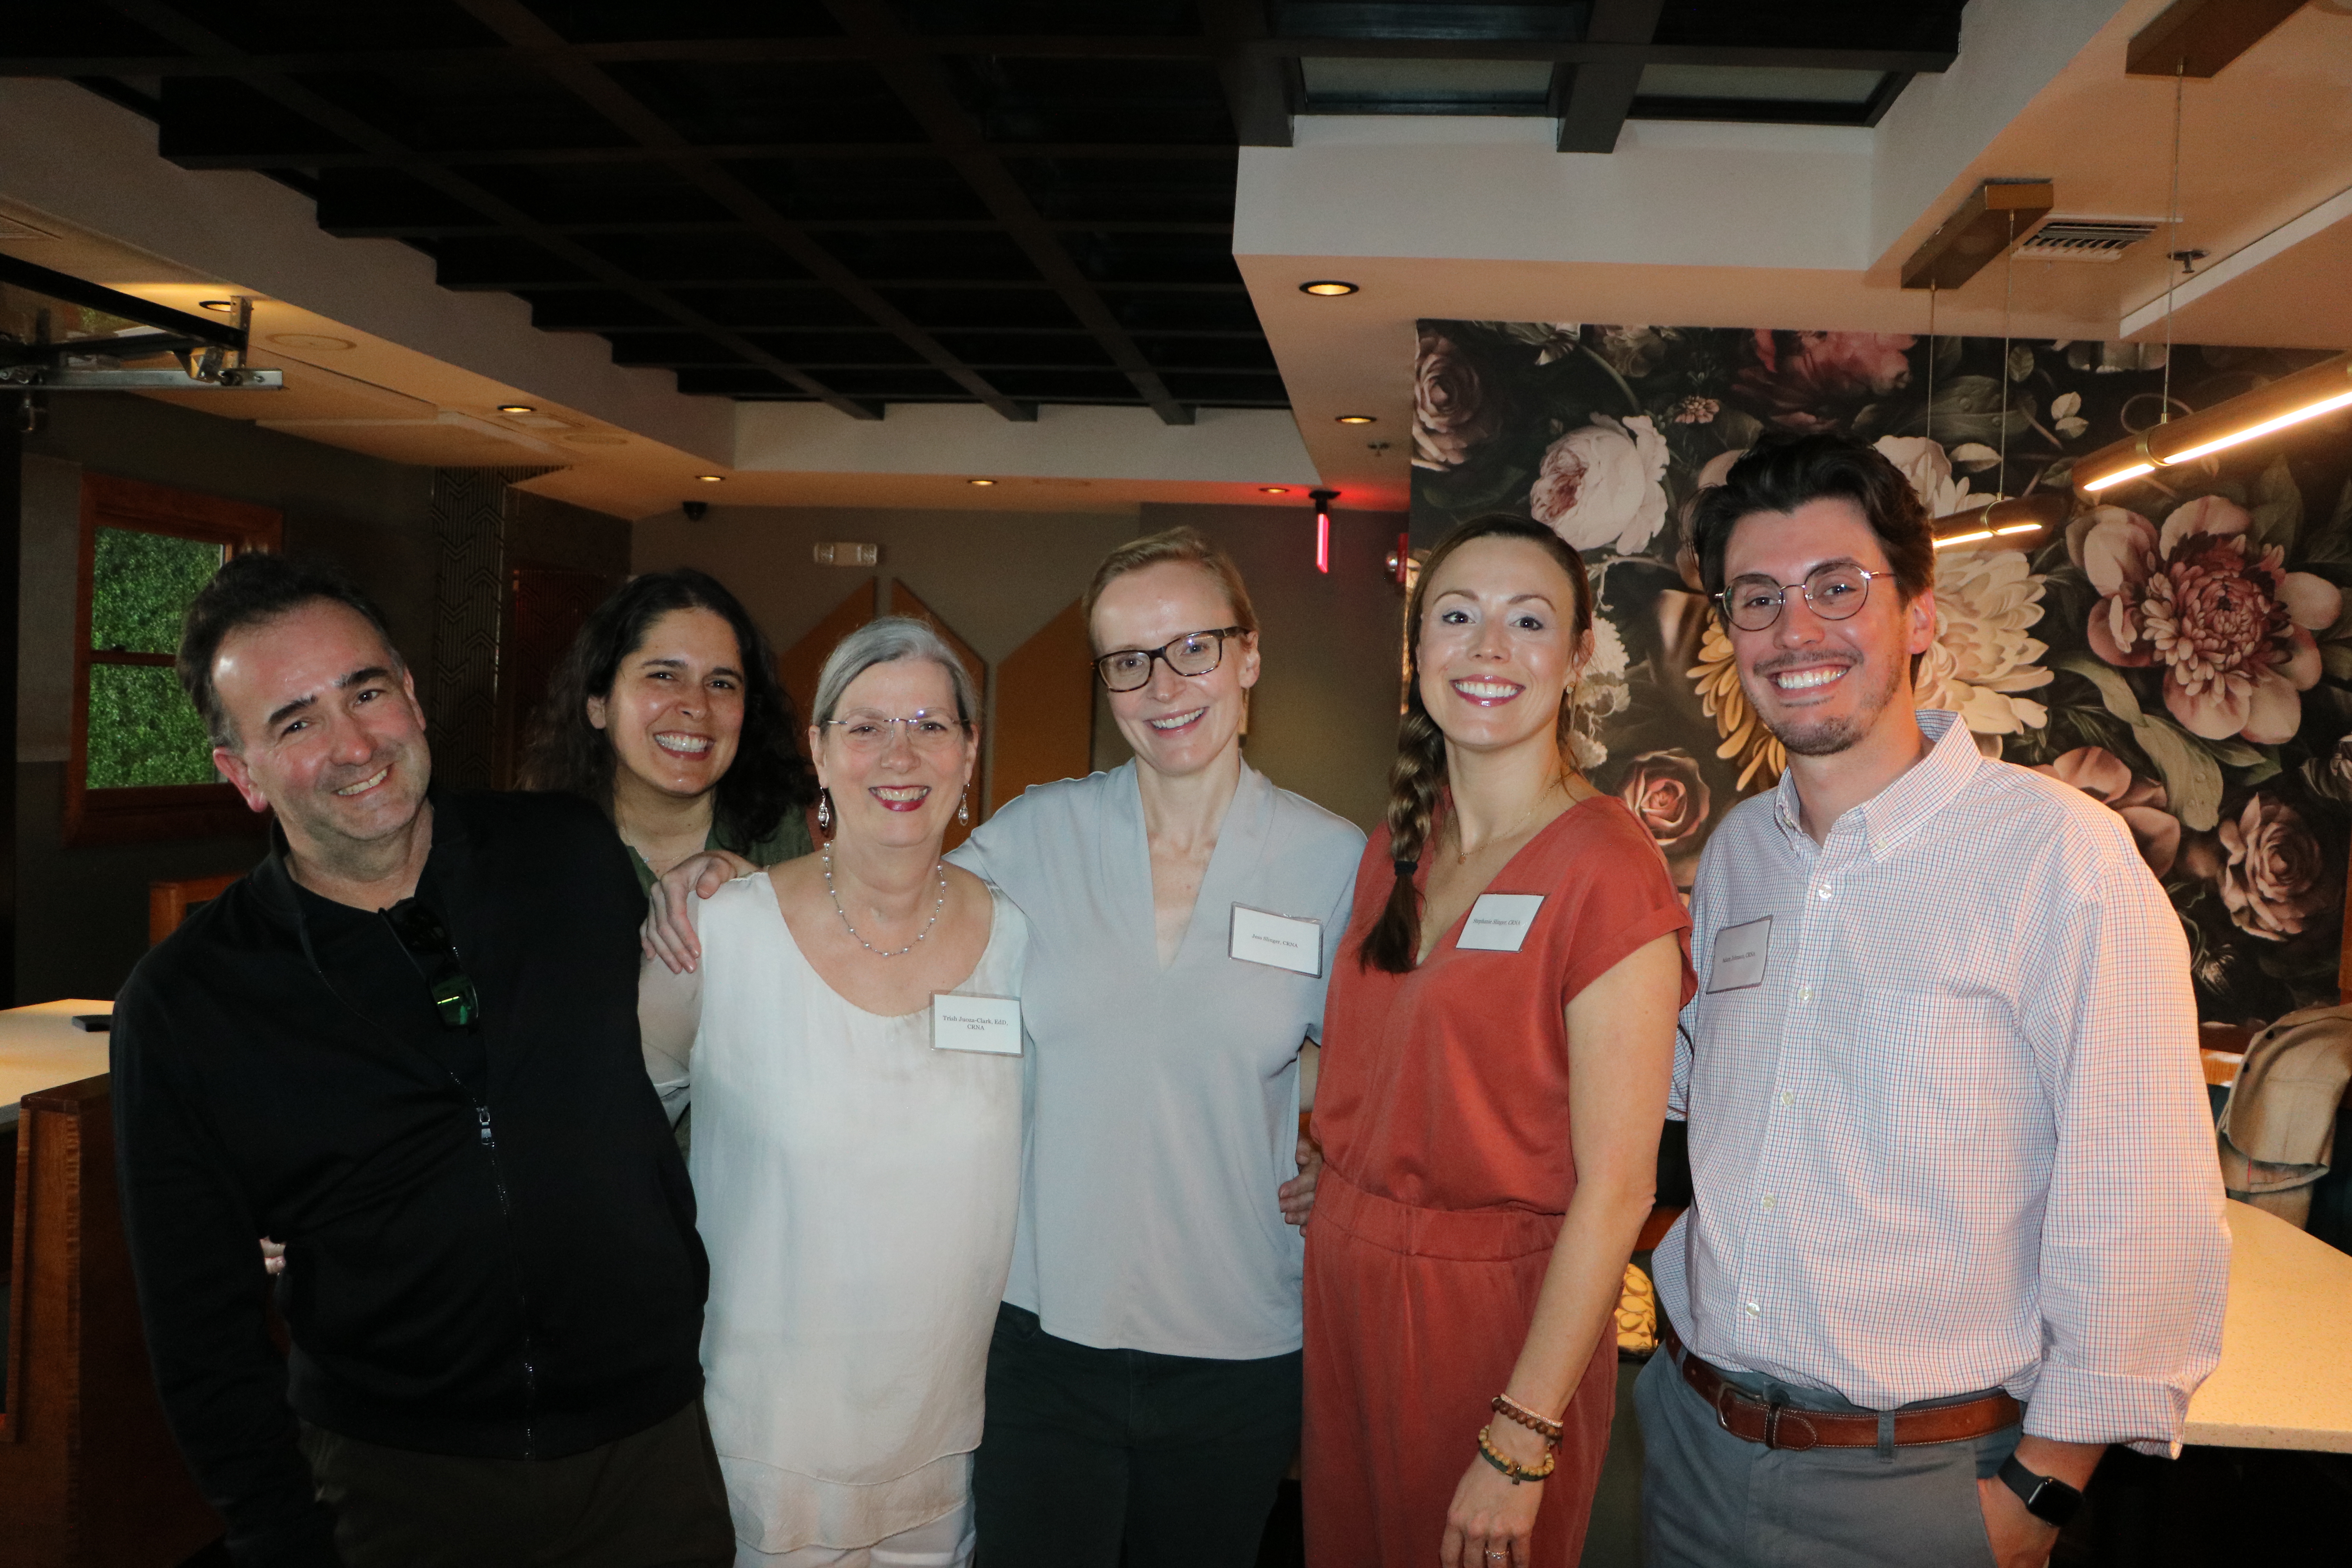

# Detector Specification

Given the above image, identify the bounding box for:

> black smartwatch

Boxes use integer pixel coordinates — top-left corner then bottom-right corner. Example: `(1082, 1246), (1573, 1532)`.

(1997, 1453), (2084, 1526)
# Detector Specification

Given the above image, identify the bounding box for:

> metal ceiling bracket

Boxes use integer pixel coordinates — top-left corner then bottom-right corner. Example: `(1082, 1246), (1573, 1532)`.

(0, 367), (284, 391)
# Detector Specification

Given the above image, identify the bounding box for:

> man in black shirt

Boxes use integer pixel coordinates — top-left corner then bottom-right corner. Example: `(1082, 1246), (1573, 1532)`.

(112, 554), (735, 1567)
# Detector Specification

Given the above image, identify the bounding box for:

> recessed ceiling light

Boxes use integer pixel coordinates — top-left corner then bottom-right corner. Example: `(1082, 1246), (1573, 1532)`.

(198, 299), (239, 313)
(1300, 281), (1359, 297)
(967, 477), (996, 486)
(695, 474), (725, 483)
(1336, 414), (1377, 425)
(267, 332), (354, 351)
(496, 403), (535, 414)
(1260, 486), (1292, 494)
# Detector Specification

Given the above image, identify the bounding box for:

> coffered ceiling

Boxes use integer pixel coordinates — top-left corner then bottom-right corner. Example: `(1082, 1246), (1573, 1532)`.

(5, 0), (1969, 427)
(1, 1), (2345, 520)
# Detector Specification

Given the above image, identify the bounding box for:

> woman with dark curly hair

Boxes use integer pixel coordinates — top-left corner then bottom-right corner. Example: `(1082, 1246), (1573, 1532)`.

(520, 568), (817, 893)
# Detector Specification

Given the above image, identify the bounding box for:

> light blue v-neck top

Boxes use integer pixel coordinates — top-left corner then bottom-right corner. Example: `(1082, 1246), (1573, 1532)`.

(948, 760), (1364, 1359)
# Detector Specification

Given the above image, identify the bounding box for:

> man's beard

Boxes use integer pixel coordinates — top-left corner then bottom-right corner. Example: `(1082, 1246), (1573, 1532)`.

(1746, 652), (1904, 758)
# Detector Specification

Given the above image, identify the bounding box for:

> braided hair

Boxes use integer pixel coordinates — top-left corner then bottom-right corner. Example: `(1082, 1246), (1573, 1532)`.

(1356, 514), (1596, 975)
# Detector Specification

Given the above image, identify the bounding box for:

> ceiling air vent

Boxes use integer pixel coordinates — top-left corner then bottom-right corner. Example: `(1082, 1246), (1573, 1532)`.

(2016, 218), (2161, 262)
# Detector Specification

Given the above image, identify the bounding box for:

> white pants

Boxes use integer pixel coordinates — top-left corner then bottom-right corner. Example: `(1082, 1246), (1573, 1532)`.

(734, 1499), (975, 1568)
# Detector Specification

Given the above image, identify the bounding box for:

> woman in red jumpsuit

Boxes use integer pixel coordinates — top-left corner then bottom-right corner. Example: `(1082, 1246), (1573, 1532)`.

(1304, 515), (1694, 1568)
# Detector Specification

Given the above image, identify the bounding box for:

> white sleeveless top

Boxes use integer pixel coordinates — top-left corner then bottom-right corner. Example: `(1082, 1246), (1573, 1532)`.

(641, 873), (1028, 1554)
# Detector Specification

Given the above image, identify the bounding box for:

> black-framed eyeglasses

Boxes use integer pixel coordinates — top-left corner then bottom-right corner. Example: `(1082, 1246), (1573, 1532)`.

(1093, 626), (1247, 692)
(381, 900), (481, 1030)
(1716, 565), (1880, 633)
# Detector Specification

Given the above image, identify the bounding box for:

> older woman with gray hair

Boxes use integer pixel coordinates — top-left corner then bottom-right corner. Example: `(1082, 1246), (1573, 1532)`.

(640, 615), (1028, 1568)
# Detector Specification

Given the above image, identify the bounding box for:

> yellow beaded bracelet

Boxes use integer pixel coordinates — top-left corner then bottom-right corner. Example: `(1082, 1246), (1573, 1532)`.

(1476, 1424), (1559, 1486)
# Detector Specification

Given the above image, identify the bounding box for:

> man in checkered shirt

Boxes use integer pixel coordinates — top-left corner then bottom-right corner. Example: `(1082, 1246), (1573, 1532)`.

(1637, 434), (2229, 1568)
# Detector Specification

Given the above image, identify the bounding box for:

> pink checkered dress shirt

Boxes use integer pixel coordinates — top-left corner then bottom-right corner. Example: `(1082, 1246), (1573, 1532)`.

(1655, 708), (2229, 1455)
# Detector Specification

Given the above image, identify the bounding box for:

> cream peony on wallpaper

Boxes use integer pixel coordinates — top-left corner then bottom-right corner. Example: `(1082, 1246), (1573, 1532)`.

(1410, 320), (2352, 1027)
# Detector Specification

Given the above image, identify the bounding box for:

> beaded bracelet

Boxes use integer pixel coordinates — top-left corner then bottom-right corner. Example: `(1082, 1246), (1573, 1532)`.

(1490, 1393), (1564, 1443)
(1476, 1424), (1559, 1486)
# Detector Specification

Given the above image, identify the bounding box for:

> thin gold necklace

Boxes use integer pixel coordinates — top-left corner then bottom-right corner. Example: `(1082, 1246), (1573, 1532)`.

(1453, 778), (1565, 865)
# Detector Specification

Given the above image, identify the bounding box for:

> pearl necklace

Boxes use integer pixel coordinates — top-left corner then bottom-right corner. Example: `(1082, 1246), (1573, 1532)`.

(822, 845), (947, 959)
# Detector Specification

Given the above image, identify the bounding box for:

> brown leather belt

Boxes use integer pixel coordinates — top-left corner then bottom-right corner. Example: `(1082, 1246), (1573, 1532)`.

(1662, 1323), (2020, 1451)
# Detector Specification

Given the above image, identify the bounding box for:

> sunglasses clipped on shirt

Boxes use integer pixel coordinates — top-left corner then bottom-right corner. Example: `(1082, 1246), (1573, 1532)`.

(381, 899), (481, 1030)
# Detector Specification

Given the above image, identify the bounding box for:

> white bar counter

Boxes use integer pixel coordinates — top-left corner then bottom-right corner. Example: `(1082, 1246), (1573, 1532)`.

(2183, 1199), (2352, 1453)
(0, 997), (113, 1128)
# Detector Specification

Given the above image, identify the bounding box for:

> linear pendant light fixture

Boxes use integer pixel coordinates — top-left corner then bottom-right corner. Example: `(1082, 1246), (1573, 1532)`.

(2073, 350), (2352, 495)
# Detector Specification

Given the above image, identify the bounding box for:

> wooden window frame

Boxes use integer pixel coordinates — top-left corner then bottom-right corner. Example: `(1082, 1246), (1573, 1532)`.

(65, 475), (282, 848)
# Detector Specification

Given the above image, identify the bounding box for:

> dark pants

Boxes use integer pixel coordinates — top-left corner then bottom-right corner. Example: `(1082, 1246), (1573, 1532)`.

(299, 1396), (738, 1568)
(973, 1303), (1300, 1568)
(1635, 1343), (2020, 1568)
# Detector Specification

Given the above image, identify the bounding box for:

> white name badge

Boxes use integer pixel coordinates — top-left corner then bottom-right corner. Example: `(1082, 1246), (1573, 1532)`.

(931, 993), (1023, 1055)
(1707, 916), (1773, 994)
(1457, 893), (1545, 953)
(1229, 904), (1324, 977)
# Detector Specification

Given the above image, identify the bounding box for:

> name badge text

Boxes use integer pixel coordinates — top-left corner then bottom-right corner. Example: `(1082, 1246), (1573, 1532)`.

(931, 993), (1023, 1055)
(1707, 916), (1772, 994)
(1229, 905), (1324, 977)
(1457, 893), (1544, 953)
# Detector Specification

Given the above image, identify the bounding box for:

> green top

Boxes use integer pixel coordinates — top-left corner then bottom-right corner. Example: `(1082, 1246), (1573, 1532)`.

(624, 806), (815, 895)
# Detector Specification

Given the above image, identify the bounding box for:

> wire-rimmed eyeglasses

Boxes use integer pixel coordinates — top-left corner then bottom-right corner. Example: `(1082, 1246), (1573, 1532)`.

(1093, 626), (1247, 692)
(1716, 565), (1880, 633)
(821, 710), (969, 756)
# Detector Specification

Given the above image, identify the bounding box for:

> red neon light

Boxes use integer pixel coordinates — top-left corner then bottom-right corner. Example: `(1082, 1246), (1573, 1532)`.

(1316, 509), (1330, 572)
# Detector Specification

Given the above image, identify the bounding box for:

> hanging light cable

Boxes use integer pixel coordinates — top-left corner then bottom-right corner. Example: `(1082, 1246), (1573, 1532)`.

(1933, 217), (2067, 549)
(2073, 55), (2352, 497)
(2162, 58), (2184, 423)
(1926, 281), (1938, 445)
(1997, 208), (2016, 494)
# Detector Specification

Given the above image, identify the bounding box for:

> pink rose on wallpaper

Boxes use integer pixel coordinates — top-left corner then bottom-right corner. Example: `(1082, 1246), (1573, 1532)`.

(1529, 414), (1668, 553)
(1619, 750), (1712, 853)
(1733, 330), (1916, 433)
(1411, 331), (1502, 470)
(2032, 747), (2180, 877)
(2073, 497), (2342, 743)
(2216, 793), (2336, 941)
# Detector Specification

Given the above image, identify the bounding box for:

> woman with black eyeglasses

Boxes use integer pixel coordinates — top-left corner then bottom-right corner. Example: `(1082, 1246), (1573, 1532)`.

(945, 528), (1361, 1565)
(646, 529), (1365, 1565)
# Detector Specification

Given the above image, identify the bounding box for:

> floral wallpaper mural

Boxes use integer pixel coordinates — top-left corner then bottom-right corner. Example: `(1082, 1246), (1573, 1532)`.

(1412, 320), (2352, 1026)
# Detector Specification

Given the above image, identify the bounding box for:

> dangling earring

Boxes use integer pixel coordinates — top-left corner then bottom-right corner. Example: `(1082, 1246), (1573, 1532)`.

(957, 790), (970, 827)
(1564, 673), (1590, 773)
(816, 789), (833, 839)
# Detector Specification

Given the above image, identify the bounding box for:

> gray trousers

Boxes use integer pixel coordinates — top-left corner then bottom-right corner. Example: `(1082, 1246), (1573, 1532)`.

(1634, 1343), (2021, 1568)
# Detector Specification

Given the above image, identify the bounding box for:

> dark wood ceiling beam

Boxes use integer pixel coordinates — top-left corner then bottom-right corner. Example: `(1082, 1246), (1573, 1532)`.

(93, 0), (883, 421)
(469, 279), (1247, 294)
(600, 323), (1269, 338)
(2127, 0), (2307, 77)
(1198, 0), (1290, 147)
(161, 142), (1240, 170)
(448, 0), (1036, 423)
(327, 218), (1236, 238)
(1553, 0), (1664, 154)
(822, 0), (1194, 426)
(1, 39), (1955, 73)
